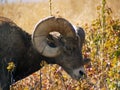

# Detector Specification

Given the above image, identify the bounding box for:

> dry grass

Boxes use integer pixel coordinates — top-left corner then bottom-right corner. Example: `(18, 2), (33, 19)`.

(0, 0), (119, 33)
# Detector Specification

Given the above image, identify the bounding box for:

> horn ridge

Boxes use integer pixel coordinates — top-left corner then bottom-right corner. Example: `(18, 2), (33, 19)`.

(32, 16), (75, 57)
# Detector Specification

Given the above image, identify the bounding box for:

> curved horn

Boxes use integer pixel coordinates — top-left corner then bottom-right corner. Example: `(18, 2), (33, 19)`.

(32, 16), (76, 57)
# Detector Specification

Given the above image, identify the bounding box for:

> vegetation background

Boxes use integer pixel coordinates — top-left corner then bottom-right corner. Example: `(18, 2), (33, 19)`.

(0, 0), (120, 90)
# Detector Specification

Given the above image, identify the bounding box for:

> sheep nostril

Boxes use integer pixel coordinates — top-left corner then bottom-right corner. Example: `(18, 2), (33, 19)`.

(79, 71), (85, 76)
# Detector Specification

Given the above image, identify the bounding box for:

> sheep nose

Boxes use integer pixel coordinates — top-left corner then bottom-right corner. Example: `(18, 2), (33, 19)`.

(73, 67), (87, 80)
(79, 70), (85, 76)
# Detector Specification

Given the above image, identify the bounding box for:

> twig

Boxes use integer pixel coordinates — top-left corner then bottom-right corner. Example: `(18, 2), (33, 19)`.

(49, 0), (53, 16)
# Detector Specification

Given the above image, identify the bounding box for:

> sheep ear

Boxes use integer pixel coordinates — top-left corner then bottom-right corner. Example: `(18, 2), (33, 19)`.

(76, 27), (85, 47)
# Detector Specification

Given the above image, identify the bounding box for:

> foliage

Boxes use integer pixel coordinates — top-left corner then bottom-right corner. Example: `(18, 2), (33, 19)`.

(83, 0), (120, 89)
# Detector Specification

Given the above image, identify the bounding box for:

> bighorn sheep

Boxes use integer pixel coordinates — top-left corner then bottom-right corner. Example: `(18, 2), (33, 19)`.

(0, 16), (90, 90)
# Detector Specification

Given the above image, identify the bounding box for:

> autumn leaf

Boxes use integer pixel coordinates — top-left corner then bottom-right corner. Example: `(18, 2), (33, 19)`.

(7, 62), (15, 72)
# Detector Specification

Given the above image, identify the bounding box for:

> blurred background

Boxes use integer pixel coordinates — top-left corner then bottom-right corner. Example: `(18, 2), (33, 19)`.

(0, 0), (120, 33)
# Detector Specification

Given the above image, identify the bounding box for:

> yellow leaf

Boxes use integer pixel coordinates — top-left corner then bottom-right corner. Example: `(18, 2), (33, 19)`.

(40, 60), (48, 67)
(7, 62), (15, 72)
(97, 5), (101, 10)
(75, 86), (80, 90)
(24, 87), (29, 90)
(101, 87), (107, 90)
